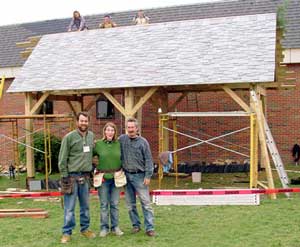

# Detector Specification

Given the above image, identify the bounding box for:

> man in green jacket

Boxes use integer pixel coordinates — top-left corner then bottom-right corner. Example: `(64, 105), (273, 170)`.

(58, 112), (96, 244)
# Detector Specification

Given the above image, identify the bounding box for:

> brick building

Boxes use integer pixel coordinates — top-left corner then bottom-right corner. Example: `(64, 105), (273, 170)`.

(0, 0), (300, 171)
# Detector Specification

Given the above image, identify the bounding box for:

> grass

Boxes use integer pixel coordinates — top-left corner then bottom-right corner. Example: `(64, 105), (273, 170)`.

(1, 165), (300, 246)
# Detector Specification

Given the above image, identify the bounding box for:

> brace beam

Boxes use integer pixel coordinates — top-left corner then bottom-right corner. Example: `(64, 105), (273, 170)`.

(169, 92), (188, 111)
(101, 90), (127, 117)
(130, 87), (158, 116)
(222, 86), (250, 112)
(30, 92), (50, 114)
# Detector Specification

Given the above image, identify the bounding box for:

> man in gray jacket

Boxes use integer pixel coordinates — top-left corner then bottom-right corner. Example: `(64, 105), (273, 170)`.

(119, 117), (155, 237)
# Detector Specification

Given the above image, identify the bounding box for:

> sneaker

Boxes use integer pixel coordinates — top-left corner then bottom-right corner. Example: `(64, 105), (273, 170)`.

(99, 229), (109, 237)
(81, 229), (96, 239)
(146, 230), (156, 237)
(60, 234), (71, 244)
(132, 227), (141, 234)
(112, 227), (124, 236)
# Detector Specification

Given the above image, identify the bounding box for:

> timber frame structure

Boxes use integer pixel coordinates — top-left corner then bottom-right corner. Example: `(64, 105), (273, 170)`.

(2, 13), (296, 197)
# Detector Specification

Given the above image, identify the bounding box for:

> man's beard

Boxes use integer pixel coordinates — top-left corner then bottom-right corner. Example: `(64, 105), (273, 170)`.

(78, 125), (88, 132)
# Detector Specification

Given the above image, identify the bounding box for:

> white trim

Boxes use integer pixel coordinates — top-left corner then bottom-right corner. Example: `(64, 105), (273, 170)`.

(283, 49), (300, 64)
(0, 67), (21, 78)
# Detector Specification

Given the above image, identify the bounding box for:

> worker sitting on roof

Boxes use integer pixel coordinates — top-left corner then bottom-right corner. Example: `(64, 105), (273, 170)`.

(132, 10), (150, 25)
(68, 11), (88, 32)
(99, 15), (117, 29)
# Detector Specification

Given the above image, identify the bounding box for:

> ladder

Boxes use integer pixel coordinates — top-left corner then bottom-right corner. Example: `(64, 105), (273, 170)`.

(0, 75), (5, 99)
(250, 89), (289, 189)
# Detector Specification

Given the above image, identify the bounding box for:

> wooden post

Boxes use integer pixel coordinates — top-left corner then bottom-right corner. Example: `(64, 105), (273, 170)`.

(249, 113), (258, 188)
(25, 93), (35, 178)
(173, 119), (178, 187)
(251, 88), (276, 199)
(124, 88), (135, 120)
(260, 94), (267, 169)
(160, 90), (169, 152)
(12, 120), (20, 179)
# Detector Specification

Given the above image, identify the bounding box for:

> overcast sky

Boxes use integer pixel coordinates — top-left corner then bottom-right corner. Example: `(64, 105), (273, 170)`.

(1, 0), (226, 26)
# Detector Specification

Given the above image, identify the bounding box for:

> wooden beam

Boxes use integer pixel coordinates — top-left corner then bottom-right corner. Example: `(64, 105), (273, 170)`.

(0, 114), (72, 120)
(169, 92), (188, 111)
(20, 50), (32, 59)
(30, 92), (50, 114)
(16, 41), (33, 48)
(257, 85), (266, 96)
(25, 93), (35, 178)
(27, 36), (42, 43)
(67, 101), (78, 116)
(222, 86), (250, 112)
(34, 94), (82, 102)
(130, 87), (158, 116)
(124, 88), (135, 118)
(250, 88), (275, 198)
(148, 93), (161, 110)
(84, 95), (101, 112)
(250, 113), (258, 188)
(101, 90), (127, 117)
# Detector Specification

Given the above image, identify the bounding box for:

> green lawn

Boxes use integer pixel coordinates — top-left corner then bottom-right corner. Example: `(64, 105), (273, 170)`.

(0, 166), (300, 247)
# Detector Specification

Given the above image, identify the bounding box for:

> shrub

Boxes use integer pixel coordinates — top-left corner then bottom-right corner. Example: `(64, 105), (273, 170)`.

(19, 133), (61, 173)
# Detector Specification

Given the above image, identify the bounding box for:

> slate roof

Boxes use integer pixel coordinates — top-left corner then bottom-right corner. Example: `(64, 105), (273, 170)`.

(7, 13), (276, 93)
(0, 0), (299, 69)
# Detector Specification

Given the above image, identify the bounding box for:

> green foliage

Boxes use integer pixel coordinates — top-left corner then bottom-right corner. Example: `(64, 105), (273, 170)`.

(19, 133), (61, 173)
(277, 0), (289, 29)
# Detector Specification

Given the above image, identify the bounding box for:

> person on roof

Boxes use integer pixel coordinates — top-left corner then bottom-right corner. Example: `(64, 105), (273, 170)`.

(99, 15), (117, 29)
(68, 11), (88, 32)
(132, 10), (150, 25)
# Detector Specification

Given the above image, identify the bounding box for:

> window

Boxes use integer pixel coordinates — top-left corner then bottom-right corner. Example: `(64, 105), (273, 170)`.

(39, 100), (53, 114)
(96, 99), (114, 119)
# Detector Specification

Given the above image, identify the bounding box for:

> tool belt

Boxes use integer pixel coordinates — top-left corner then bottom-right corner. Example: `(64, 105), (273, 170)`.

(93, 168), (126, 188)
(95, 168), (121, 174)
(61, 177), (75, 195)
(61, 173), (91, 194)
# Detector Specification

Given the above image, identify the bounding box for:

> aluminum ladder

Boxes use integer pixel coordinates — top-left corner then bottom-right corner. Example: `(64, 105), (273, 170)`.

(250, 89), (289, 190)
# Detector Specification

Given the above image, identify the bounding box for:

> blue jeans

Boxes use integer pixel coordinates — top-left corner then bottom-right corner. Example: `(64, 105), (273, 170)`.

(62, 175), (90, 235)
(125, 173), (154, 232)
(98, 178), (121, 231)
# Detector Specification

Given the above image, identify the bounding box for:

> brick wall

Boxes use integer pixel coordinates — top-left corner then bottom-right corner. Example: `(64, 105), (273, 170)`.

(0, 65), (299, 169)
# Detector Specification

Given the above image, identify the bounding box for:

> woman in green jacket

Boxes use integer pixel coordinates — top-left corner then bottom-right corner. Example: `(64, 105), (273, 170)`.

(94, 122), (123, 237)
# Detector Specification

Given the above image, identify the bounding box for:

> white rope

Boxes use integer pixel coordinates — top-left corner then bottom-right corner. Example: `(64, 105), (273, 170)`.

(0, 127), (45, 148)
(176, 124), (250, 151)
(0, 134), (45, 154)
(163, 126), (250, 158)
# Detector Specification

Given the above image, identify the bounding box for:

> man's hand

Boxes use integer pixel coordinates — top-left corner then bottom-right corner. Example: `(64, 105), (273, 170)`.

(143, 178), (151, 186)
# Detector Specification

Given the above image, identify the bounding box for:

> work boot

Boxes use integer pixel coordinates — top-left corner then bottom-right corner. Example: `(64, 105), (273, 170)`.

(81, 229), (96, 239)
(60, 234), (71, 244)
(132, 227), (141, 234)
(146, 230), (156, 237)
(112, 227), (124, 236)
(99, 229), (109, 237)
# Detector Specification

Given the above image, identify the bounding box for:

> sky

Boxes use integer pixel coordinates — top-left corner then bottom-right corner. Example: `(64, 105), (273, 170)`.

(1, 0), (226, 26)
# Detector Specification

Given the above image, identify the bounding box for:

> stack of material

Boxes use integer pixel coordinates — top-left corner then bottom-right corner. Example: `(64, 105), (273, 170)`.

(0, 208), (48, 218)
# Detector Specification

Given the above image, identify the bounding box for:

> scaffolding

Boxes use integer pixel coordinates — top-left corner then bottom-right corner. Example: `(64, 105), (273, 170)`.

(0, 114), (73, 190)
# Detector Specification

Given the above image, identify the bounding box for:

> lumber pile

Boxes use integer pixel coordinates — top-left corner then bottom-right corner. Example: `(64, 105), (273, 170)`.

(0, 208), (48, 218)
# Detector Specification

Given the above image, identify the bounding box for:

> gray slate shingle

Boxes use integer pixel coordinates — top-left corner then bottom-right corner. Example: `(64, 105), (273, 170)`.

(7, 13), (276, 93)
